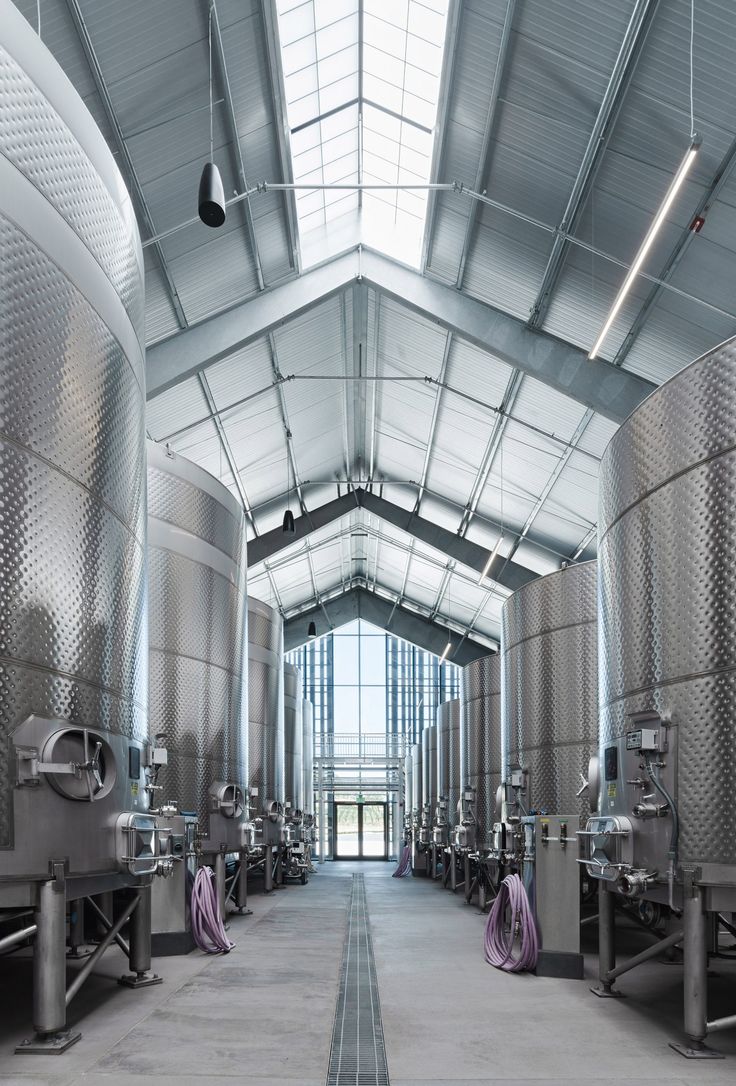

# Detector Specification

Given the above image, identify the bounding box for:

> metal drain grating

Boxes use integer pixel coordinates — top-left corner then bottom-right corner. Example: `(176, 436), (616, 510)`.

(326, 874), (390, 1086)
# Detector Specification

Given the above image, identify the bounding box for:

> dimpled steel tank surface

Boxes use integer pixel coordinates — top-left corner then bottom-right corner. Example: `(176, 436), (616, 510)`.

(437, 699), (461, 829)
(147, 442), (248, 830)
(283, 664), (304, 815)
(0, 0), (148, 874)
(598, 339), (736, 873)
(460, 655), (502, 850)
(502, 561), (598, 819)
(248, 597), (286, 810)
(302, 699), (314, 820)
(0, 1), (158, 1049)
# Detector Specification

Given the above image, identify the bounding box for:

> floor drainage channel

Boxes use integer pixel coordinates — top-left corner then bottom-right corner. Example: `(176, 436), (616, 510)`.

(326, 873), (390, 1086)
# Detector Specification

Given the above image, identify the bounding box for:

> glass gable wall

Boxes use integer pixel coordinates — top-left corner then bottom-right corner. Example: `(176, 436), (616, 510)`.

(286, 618), (459, 858)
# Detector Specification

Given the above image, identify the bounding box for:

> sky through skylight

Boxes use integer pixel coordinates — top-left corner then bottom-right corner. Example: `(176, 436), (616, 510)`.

(277, 0), (450, 266)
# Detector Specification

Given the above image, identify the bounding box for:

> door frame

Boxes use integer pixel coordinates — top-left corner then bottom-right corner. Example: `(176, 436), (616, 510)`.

(332, 801), (389, 860)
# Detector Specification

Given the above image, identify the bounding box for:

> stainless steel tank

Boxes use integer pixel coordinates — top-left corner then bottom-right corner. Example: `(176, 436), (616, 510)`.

(422, 724), (439, 823)
(283, 664), (303, 815)
(147, 442), (248, 842)
(598, 338), (736, 878)
(302, 700), (314, 818)
(403, 752), (413, 830)
(588, 340), (736, 1046)
(446, 699), (461, 828)
(436, 699), (461, 825)
(501, 561), (597, 819)
(0, 3), (158, 1044)
(247, 597), (285, 811)
(460, 655), (502, 850)
(437, 705), (451, 803)
(0, 1), (154, 893)
(410, 741), (423, 822)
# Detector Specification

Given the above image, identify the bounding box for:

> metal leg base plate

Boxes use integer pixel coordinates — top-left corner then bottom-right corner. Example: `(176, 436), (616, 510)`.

(236, 907), (253, 915)
(118, 971), (163, 989)
(669, 1041), (724, 1060)
(590, 985), (623, 999)
(16, 1029), (82, 1055)
(66, 946), (93, 960)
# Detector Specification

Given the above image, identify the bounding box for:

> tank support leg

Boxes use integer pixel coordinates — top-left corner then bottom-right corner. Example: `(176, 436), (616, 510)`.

(95, 891), (114, 939)
(670, 882), (723, 1058)
(591, 883), (620, 998)
(236, 852), (251, 914)
(264, 849), (274, 893)
(16, 878), (81, 1054)
(214, 853), (227, 919)
(275, 847), (284, 887)
(119, 887), (161, 989)
(68, 899), (87, 959)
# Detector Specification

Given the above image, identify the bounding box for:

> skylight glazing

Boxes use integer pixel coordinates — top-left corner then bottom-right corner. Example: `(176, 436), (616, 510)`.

(277, 0), (450, 265)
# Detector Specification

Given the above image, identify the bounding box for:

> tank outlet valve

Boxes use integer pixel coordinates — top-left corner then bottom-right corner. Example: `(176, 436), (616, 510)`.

(618, 869), (658, 897)
(632, 801), (669, 819)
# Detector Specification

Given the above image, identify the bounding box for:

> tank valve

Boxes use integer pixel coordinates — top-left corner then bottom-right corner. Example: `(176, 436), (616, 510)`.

(618, 869), (657, 897)
(632, 801), (669, 819)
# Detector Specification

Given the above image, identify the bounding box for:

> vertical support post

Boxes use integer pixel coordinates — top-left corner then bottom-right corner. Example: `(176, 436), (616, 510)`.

(319, 766), (326, 864)
(683, 885), (708, 1047)
(590, 882), (619, 997)
(33, 880), (67, 1036)
(275, 846), (284, 886)
(69, 898), (85, 956)
(214, 852), (227, 919)
(264, 848), (274, 893)
(16, 875), (82, 1053)
(464, 853), (471, 902)
(236, 852), (249, 913)
(119, 886), (161, 989)
(450, 845), (457, 892)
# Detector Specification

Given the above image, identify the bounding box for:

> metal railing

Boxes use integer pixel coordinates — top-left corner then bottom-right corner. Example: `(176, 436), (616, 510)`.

(314, 733), (407, 761)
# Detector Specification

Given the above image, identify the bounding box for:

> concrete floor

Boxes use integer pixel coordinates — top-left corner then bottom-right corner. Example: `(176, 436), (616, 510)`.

(0, 862), (734, 1084)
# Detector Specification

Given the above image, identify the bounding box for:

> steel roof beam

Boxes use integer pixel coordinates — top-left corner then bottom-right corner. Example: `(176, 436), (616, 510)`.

(148, 248), (655, 418)
(147, 252), (357, 396)
(283, 586), (489, 663)
(247, 488), (536, 591)
(359, 250), (655, 421)
(420, 0), (464, 274)
(454, 0), (516, 288)
(209, 0), (265, 291)
(247, 491), (359, 566)
(528, 0), (660, 328)
(413, 330), (452, 514)
(65, 0), (188, 329)
(259, 0), (300, 272)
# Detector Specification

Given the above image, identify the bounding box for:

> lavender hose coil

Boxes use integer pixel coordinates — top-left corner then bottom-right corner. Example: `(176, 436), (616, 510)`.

(484, 873), (539, 972)
(191, 866), (235, 954)
(392, 844), (412, 877)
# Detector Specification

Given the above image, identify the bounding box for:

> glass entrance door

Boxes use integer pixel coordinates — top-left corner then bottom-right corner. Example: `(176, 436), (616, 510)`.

(333, 802), (388, 859)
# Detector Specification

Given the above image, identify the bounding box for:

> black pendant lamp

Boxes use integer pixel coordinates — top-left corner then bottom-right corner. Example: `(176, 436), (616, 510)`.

(282, 434), (296, 534)
(198, 4), (226, 229)
(308, 621), (317, 639)
(199, 162), (226, 228)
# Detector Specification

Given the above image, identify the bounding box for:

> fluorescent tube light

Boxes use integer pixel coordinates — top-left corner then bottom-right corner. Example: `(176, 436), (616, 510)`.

(479, 533), (505, 584)
(438, 640), (452, 665)
(589, 135), (701, 360)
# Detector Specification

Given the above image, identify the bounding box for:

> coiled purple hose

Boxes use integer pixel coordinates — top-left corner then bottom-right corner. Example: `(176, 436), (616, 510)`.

(392, 844), (412, 878)
(484, 872), (538, 972)
(191, 866), (234, 954)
